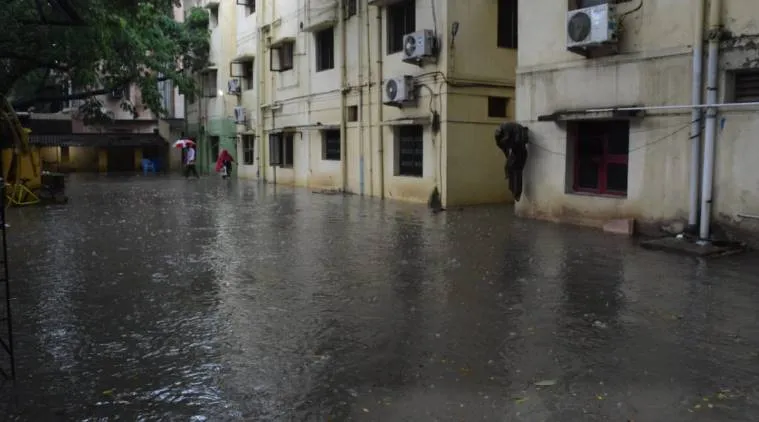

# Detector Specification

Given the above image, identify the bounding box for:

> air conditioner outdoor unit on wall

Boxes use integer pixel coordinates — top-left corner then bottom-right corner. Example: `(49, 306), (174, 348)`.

(234, 106), (246, 124)
(383, 76), (415, 105)
(566, 3), (619, 53)
(402, 30), (436, 63)
(228, 78), (241, 95)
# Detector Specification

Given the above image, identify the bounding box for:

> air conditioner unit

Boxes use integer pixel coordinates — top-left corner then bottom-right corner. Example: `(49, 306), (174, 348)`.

(227, 78), (241, 95)
(566, 3), (618, 50)
(402, 30), (436, 63)
(233, 106), (246, 124)
(383, 76), (414, 105)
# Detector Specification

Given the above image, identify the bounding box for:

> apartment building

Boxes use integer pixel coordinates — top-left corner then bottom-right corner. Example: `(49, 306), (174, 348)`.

(191, 0), (519, 206)
(516, 0), (759, 239)
(185, 0), (239, 173)
(29, 83), (166, 173)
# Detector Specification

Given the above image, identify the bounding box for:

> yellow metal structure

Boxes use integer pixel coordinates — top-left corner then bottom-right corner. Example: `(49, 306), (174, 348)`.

(0, 95), (41, 207)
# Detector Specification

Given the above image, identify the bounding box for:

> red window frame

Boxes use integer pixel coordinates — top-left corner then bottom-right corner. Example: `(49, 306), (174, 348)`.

(571, 121), (629, 196)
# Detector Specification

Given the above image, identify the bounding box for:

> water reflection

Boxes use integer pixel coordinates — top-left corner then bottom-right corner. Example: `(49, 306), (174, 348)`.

(3, 175), (759, 421)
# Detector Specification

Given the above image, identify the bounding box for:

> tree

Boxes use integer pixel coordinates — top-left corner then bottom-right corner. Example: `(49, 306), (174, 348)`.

(1, 0), (210, 120)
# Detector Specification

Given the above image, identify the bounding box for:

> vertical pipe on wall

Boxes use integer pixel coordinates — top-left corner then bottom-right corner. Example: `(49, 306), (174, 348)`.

(375, 6), (384, 199)
(688, 0), (706, 230)
(357, 0), (365, 195)
(339, 0), (348, 192)
(699, 0), (722, 241)
(365, 2), (374, 197)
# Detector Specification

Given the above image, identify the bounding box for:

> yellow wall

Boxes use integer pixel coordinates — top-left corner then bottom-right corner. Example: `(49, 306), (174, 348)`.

(39, 146), (100, 172)
(98, 149), (107, 172)
(229, 0), (518, 207)
(2, 148), (42, 189)
(515, 0), (759, 231)
(134, 148), (143, 170)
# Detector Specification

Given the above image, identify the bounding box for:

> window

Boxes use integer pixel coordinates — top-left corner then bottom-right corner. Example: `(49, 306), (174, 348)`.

(242, 60), (254, 90)
(60, 146), (70, 162)
(270, 133), (294, 168)
(396, 125), (423, 177)
(570, 120), (629, 196)
(344, 0), (357, 19)
(242, 135), (255, 164)
(238, 0), (256, 15)
(202, 70), (218, 97)
(281, 133), (294, 167)
(210, 136), (220, 161)
(209, 6), (219, 28)
(488, 96), (509, 118)
(315, 27), (335, 72)
(322, 129), (341, 161)
(387, 1), (415, 55)
(346, 105), (358, 122)
(271, 41), (294, 71)
(731, 70), (759, 102)
(497, 0), (517, 49)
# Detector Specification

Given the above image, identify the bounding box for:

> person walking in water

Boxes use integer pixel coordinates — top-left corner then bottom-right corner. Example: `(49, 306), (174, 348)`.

(184, 144), (200, 179)
(215, 149), (235, 179)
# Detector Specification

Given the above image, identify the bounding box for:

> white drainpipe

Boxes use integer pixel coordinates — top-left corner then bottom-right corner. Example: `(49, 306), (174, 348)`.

(688, 0), (706, 230)
(699, 0), (722, 241)
(339, 0), (348, 192)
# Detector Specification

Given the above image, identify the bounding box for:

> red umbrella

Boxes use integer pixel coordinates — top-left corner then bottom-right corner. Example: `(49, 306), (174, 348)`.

(173, 139), (196, 149)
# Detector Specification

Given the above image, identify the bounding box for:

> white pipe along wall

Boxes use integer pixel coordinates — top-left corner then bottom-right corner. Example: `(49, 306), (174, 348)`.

(699, 0), (722, 242)
(688, 0), (705, 230)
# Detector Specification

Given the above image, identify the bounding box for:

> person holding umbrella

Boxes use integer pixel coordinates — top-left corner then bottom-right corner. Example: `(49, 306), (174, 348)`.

(174, 139), (199, 179)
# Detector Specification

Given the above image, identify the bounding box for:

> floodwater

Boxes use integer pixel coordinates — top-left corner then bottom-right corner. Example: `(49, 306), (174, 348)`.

(1, 174), (759, 421)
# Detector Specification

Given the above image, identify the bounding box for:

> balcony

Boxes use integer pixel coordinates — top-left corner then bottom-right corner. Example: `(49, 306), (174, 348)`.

(301, 0), (337, 33)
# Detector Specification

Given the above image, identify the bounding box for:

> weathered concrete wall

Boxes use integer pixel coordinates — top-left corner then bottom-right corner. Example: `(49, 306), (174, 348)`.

(249, 0), (516, 206)
(516, 0), (759, 236)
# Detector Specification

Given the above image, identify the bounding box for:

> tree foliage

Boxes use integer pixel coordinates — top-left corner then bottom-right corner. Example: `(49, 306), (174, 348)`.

(1, 0), (210, 120)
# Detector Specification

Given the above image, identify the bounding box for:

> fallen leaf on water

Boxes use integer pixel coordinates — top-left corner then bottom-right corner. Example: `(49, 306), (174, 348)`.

(535, 380), (557, 386)
(514, 397), (528, 404)
(102, 390), (114, 396)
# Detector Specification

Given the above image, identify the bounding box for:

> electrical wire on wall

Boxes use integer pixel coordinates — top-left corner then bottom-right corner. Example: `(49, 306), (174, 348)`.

(618, 0), (643, 31)
(527, 118), (698, 157)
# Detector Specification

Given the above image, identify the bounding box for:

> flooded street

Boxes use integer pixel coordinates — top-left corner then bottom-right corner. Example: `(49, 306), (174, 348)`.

(2, 175), (759, 421)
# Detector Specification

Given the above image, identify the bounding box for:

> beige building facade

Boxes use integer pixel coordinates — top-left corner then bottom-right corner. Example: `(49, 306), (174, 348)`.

(516, 0), (759, 239)
(207, 0), (519, 206)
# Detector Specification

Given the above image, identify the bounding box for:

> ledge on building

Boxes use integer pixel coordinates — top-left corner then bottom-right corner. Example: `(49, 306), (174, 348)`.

(295, 123), (340, 131)
(380, 116), (432, 126)
(537, 106), (645, 122)
(232, 53), (256, 63)
(301, 5), (337, 33)
(269, 36), (295, 48)
(160, 118), (185, 131)
(30, 133), (167, 148)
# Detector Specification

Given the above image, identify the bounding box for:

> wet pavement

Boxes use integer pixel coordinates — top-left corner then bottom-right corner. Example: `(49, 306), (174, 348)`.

(1, 174), (759, 421)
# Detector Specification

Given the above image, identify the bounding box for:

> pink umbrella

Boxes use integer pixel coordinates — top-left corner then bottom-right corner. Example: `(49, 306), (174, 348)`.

(173, 139), (196, 149)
